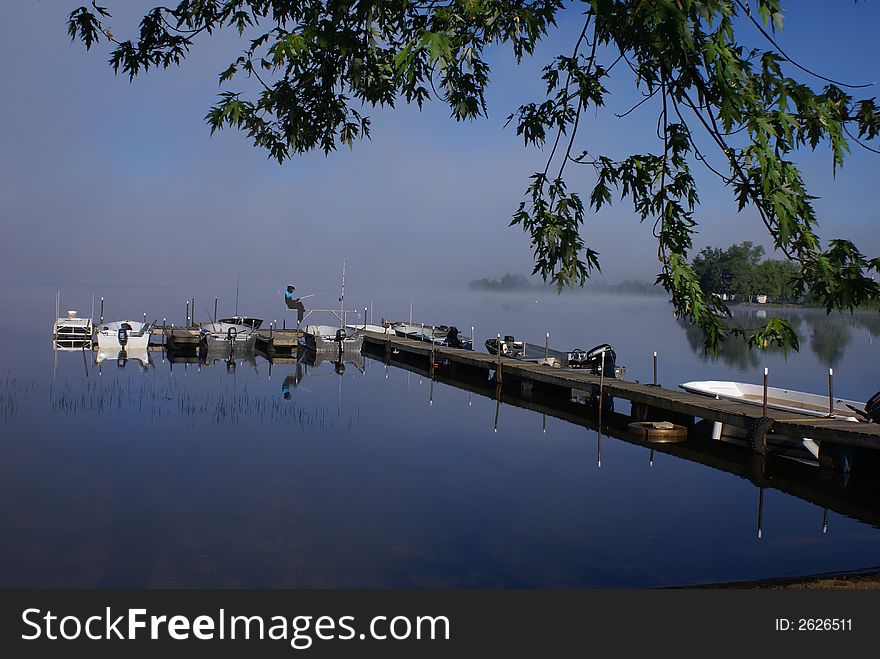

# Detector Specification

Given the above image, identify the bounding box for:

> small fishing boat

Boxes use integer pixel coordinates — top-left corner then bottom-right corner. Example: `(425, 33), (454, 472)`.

(95, 319), (153, 350)
(302, 324), (364, 351)
(386, 321), (473, 350)
(680, 380), (871, 421)
(485, 336), (625, 378)
(217, 316), (263, 330)
(53, 309), (93, 345)
(199, 322), (257, 351)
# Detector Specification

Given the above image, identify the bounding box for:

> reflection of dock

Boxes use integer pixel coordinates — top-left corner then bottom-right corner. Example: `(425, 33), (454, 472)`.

(365, 342), (880, 529)
(361, 331), (880, 462)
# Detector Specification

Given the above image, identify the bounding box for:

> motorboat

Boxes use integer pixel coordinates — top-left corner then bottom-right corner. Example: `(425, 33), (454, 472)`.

(385, 321), (473, 350)
(302, 324), (364, 351)
(53, 309), (93, 346)
(95, 319), (153, 350)
(485, 336), (626, 378)
(217, 316), (263, 330)
(199, 321), (257, 351)
(680, 380), (871, 421)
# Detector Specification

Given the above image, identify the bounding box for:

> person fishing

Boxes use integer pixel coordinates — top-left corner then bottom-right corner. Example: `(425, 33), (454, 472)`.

(284, 284), (305, 323)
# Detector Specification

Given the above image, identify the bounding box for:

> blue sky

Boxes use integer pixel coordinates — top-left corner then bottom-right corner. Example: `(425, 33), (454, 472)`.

(1, 0), (878, 292)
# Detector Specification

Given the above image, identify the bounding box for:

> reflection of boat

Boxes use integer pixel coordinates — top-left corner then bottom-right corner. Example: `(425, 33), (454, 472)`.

(200, 348), (258, 372)
(301, 346), (365, 371)
(53, 309), (92, 346)
(96, 320), (153, 350)
(218, 316), (263, 330)
(485, 336), (625, 378)
(199, 322), (257, 351)
(302, 324), (364, 351)
(95, 346), (150, 370)
(680, 380), (869, 421)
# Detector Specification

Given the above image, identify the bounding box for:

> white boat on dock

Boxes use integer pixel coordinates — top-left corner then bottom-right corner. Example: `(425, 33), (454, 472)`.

(199, 322), (257, 352)
(680, 380), (867, 421)
(96, 320), (153, 351)
(302, 324), (364, 351)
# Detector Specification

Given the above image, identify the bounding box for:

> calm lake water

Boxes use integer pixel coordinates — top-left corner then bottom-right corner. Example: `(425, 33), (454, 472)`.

(1, 281), (879, 587)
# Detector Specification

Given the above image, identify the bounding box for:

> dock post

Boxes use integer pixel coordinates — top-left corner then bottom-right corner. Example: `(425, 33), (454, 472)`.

(364, 307), (368, 330)
(283, 318), (286, 330)
(496, 334), (503, 384)
(762, 367), (769, 418)
(545, 333), (549, 361)
(828, 368), (834, 417)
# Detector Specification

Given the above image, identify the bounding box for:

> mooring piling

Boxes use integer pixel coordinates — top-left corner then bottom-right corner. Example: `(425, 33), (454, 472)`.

(762, 367), (769, 418)
(828, 368), (834, 417)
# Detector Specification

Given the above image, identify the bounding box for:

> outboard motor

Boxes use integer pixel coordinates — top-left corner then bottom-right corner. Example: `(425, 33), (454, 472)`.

(117, 327), (128, 347)
(865, 390), (880, 423)
(335, 328), (347, 343)
(227, 326), (237, 342)
(586, 343), (617, 378)
(447, 326), (461, 348)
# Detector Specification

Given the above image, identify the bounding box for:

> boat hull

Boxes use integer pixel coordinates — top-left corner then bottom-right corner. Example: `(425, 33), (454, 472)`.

(199, 322), (257, 352)
(302, 325), (364, 351)
(680, 380), (865, 420)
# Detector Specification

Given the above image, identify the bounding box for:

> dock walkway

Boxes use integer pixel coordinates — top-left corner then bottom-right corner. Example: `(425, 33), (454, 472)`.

(361, 331), (880, 451)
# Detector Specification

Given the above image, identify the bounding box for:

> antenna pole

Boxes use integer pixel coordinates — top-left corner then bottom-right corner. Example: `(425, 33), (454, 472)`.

(340, 260), (346, 329)
(235, 269), (240, 316)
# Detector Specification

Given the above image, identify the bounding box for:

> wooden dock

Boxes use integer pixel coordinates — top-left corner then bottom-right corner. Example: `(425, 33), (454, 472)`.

(255, 328), (302, 353)
(360, 331), (880, 457)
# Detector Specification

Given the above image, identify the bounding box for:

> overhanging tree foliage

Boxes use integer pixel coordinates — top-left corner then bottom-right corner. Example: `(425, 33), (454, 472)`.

(67, 0), (880, 352)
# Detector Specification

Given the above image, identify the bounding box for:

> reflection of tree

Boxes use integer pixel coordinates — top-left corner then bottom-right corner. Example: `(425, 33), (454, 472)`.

(851, 311), (880, 338)
(804, 314), (853, 367)
(679, 318), (774, 369)
(679, 310), (801, 369)
(680, 309), (867, 368)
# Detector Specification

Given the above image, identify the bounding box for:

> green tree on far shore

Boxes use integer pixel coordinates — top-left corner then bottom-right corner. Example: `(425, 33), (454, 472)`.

(692, 242), (800, 302)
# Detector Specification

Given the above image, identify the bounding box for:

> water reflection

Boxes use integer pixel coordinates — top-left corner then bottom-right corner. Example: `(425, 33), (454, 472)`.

(95, 346), (151, 372)
(680, 307), (877, 367)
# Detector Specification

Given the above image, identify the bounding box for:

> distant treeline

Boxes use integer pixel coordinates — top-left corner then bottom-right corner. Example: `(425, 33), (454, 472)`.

(468, 273), (663, 294)
(691, 242), (801, 303)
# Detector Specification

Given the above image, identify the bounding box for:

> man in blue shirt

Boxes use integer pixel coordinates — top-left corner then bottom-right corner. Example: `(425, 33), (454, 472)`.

(284, 284), (305, 323)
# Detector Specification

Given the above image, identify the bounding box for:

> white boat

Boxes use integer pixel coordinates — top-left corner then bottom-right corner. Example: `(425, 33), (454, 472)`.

(53, 309), (93, 345)
(302, 324), (364, 351)
(680, 380), (866, 420)
(199, 322), (257, 351)
(95, 320), (153, 350)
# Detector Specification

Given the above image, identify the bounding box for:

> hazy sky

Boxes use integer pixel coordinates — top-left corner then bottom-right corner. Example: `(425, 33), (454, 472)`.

(1, 1), (878, 294)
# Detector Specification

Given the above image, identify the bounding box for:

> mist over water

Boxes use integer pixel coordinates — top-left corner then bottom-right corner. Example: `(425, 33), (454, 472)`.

(2, 280), (879, 587)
